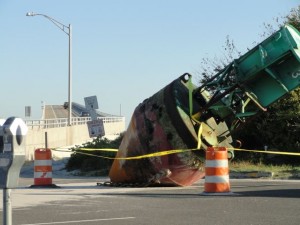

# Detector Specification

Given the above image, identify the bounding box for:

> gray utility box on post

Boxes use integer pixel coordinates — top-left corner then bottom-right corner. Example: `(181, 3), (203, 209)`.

(0, 117), (28, 189)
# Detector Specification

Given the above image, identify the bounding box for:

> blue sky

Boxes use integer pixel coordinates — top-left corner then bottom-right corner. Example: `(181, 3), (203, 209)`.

(0, 0), (299, 127)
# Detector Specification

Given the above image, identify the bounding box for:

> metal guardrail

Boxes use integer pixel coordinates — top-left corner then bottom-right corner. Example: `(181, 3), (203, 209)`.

(25, 116), (125, 129)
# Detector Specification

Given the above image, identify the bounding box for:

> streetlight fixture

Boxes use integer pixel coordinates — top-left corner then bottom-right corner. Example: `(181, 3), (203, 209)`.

(26, 12), (72, 126)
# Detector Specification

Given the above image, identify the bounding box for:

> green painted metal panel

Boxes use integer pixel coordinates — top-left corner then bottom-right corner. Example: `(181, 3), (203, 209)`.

(235, 24), (300, 107)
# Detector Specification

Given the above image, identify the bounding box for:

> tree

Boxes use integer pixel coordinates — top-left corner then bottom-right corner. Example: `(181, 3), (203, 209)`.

(244, 5), (300, 155)
(286, 6), (300, 30)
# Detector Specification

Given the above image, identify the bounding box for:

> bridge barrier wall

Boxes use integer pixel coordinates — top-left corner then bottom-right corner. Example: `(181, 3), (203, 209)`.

(25, 117), (125, 160)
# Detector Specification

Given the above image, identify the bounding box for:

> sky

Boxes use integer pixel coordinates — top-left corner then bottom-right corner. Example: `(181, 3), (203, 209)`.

(0, 0), (299, 128)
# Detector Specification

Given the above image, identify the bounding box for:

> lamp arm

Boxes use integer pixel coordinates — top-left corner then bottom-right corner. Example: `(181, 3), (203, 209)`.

(36, 13), (70, 36)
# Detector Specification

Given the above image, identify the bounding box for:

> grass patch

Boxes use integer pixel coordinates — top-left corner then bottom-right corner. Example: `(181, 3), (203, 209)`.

(229, 161), (300, 179)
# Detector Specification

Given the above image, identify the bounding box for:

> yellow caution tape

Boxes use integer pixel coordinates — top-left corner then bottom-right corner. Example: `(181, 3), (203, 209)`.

(52, 148), (118, 153)
(79, 148), (118, 152)
(76, 148), (200, 160)
(187, 75), (204, 150)
(51, 148), (118, 159)
(196, 123), (203, 149)
(51, 148), (118, 152)
(52, 146), (300, 160)
(72, 151), (115, 160)
(115, 148), (200, 160)
(228, 147), (300, 156)
(52, 146), (202, 160)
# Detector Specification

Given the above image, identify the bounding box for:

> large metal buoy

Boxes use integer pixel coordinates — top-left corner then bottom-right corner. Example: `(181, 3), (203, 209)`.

(109, 74), (232, 186)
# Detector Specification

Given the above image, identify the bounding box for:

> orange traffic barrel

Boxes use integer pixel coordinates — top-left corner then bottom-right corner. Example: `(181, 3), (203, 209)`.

(34, 148), (53, 186)
(204, 147), (231, 193)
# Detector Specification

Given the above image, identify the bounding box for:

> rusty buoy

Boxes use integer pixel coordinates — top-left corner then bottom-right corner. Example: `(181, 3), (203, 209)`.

(109, 74), (232, 186)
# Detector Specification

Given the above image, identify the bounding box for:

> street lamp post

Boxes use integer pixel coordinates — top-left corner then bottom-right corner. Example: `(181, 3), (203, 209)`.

(26, 12), (72, 126)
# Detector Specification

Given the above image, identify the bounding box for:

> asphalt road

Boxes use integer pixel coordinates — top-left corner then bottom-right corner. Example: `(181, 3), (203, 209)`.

(1, 178), (300, 225)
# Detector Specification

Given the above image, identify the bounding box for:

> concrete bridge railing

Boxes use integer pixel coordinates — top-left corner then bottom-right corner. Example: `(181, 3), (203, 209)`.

(24, 117), (125, 160)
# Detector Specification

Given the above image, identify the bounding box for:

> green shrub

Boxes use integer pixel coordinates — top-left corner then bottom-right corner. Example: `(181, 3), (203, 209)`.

(65, 133), (124, 175)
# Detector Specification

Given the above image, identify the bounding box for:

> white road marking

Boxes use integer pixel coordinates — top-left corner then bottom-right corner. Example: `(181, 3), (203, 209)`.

(21, 217), (135, 225)
(50, 105), (57, 119)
